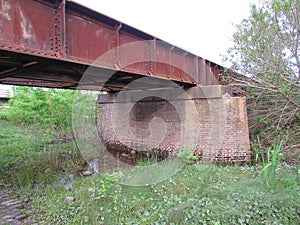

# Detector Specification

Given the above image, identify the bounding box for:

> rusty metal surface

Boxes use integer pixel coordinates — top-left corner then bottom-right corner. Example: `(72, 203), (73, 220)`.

(0, 0), (225, 90)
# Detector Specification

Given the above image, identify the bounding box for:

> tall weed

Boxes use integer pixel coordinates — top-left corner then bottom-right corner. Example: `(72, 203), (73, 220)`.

(256, 137), (284, 189)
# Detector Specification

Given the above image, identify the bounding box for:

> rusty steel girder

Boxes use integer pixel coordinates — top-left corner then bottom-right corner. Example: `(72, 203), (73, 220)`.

(0, 0), (225, 90)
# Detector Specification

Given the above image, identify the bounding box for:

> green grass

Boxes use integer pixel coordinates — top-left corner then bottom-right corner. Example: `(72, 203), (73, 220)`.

(29, 165), (299, 225)
(0, 120), (299, 224)
(0, 120), (81, 187)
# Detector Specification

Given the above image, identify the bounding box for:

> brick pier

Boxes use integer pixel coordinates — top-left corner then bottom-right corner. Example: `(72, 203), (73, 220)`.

(97, 85), (251, 163)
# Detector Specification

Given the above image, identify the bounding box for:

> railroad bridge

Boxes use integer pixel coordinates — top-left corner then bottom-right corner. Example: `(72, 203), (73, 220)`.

(0, 0), (250, 163)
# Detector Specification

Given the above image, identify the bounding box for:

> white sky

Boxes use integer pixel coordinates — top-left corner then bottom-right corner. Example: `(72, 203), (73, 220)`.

(1, 0), (259, 92)
(73, 0), (259, 65)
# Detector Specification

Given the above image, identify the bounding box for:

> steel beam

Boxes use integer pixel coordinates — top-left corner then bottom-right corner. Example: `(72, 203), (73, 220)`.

(0, 0), (225, 90)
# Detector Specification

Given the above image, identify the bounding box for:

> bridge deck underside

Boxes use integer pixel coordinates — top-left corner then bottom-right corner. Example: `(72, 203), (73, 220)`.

(0, 0), (224, 90)
(0, 50), (194, 91)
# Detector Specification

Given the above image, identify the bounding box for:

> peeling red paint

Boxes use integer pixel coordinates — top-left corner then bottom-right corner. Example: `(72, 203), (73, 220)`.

(0, 0), (11, 21)
(19, 7), (36, 44)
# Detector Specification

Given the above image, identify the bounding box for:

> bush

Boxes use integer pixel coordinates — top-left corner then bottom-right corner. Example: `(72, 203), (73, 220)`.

(3, 86), (75, 130)
(178, 145), (198, 164)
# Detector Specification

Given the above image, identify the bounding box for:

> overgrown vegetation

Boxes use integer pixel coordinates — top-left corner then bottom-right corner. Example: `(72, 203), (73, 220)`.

(0, 0), (299, 223)
(1, 86), (75, 130)
(0, 121), (82, 188)
(31, 164), (299, 224)
(224, 0), (300, 164)
(0, 121), (299, 224)
(255, 138), (284, 189)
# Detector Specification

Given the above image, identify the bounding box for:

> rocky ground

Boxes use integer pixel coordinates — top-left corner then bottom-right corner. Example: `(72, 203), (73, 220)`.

(0, 187), (36, 225)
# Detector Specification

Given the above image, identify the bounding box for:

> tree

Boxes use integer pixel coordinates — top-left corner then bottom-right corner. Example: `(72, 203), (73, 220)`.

(225, 0), (300, 160)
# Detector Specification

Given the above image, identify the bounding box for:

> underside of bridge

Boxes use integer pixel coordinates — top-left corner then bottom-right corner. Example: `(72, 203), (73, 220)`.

(0, 0), (251, 164)
(0, 0), (226, 90)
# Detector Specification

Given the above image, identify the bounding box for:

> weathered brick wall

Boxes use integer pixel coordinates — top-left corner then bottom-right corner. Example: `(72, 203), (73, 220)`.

(98, 90), (251, 163)
(193, 97), (251, 162)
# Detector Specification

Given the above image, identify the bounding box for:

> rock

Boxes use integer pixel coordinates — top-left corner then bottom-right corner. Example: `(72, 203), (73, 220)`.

(60, 178), (65, 184)
(2, 215), (12, 220)
(22, 198), (29, 203)
(121, 153), (128, 157)
(0, 189), (35, 224)
(67, 174), (74, 182)
(65, 196), (74, 202)
(15, 214), (27, 220)
(83, 171), (93, 176)
(10, 220), (22, 225)
(64, 183), (73, 191)
(44, 168), (51, 173)
(130, 150), (136, 155)
(1, 200), (23, 207)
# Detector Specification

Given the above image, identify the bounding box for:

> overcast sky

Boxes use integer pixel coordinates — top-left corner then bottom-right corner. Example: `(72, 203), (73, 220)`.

(73, 0), (259, 65)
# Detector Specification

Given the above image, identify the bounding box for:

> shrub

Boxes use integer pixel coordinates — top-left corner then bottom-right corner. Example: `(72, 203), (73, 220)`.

(3, 86), (75, 130)
(178, 145), (198, 164)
